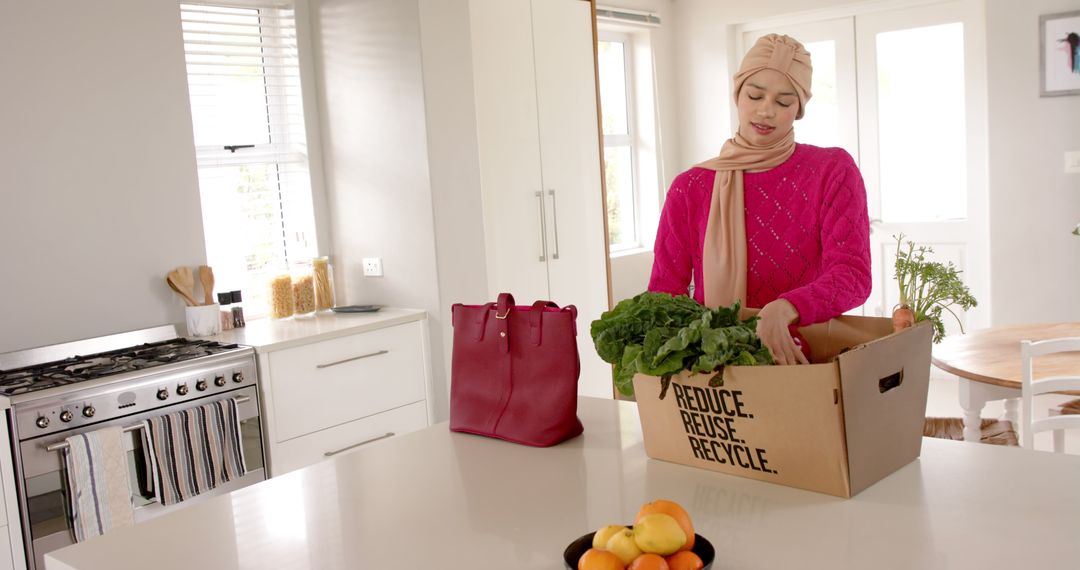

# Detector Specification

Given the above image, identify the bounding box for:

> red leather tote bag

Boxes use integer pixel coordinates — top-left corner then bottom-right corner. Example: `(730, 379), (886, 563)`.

(449, 293), (584, 447)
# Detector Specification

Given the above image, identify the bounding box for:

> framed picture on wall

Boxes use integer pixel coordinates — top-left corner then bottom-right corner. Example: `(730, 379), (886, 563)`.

(1040, 10), (1080, 97)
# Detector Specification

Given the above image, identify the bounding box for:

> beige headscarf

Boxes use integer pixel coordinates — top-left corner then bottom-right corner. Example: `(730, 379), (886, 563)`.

(697, 34), (812, 310)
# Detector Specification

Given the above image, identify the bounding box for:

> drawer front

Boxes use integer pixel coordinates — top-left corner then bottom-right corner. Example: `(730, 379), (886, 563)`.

(270, 401), (428, 476)
(269, 321), (426, 441)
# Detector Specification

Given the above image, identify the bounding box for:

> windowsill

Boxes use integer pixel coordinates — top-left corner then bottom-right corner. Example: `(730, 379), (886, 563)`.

(609, 246), (653, 259)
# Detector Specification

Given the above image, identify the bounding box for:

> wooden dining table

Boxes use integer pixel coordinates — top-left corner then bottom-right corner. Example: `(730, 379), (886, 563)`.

(931, 322), (1080, 442)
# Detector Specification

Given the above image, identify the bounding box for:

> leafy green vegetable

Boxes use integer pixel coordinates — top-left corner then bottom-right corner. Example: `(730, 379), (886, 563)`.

(893, 234), (978, 343)
(590, 292), (772, 396)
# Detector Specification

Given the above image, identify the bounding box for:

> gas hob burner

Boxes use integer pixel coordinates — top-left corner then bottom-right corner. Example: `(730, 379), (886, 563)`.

(0, 338), (243, 396)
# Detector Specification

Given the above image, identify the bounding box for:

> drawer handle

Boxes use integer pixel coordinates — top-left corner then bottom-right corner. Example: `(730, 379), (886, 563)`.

(323, 432), (395, 457)
(315, 350), (389, 369)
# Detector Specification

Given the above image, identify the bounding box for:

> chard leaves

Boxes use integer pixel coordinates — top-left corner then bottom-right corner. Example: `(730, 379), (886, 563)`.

(590, 292), (772, 396)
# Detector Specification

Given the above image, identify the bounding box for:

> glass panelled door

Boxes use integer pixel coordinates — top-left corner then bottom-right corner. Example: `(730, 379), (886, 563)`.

(743, 18), (859, 164)
(857, 1), (990, 334)
(739, 1), (990, 330)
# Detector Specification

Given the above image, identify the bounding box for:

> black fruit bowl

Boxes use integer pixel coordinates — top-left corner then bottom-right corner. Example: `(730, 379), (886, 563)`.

(563, 528), (715, 569)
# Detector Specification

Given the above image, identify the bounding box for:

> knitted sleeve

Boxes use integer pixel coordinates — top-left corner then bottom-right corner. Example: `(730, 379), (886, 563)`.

(648, 172), (694, 297)
(779, 154), (872, 325)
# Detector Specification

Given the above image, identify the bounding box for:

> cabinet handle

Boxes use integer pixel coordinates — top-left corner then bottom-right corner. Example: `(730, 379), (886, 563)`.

(323, 432), (395, 457)
(547, 189), (560, 260)
(315, 350), (389, 369)
(535, 190), (548, 262)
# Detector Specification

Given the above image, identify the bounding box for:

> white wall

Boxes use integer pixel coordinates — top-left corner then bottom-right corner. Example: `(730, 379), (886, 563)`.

(308, 0), (451, 419)
(674, 0), (1080, 326)
(0, 0), (206, 353)
(985, 0), (1080, 324)
(417, 0), (490, 417)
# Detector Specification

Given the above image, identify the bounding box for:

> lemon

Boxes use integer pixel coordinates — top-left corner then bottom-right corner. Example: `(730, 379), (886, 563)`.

(605, 528), (643, 565)
(633, 513), (686, 555)
(592, 525), (626, 550)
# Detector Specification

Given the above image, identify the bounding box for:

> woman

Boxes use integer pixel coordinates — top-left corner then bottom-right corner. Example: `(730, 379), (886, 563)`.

(648, 34), (871, 365)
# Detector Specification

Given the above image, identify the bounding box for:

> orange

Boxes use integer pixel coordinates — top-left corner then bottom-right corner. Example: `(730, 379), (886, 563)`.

(627, 553), (670, 570)
(578, 548), (625, 570)
(665, 551), (705, 570)
(634, 500), (695, 552)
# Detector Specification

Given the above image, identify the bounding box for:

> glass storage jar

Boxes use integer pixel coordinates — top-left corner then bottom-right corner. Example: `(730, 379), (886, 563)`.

(312, 256), (335, 311)
(291, 261), (316, 318)
(269, 273), (294, 319)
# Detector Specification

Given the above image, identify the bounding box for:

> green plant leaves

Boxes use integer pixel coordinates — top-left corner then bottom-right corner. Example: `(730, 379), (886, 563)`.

(590, 292), (771, 396)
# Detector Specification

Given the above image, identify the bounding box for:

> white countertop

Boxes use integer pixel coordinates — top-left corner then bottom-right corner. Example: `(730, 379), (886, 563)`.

(211, 307), (426, 352)
(46, 397), (1080, 569)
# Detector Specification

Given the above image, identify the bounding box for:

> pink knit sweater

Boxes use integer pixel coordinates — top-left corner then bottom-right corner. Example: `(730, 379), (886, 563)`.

(648, 144), (872, 325)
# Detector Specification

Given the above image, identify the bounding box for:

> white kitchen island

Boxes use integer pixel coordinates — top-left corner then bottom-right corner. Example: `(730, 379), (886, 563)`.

(45, 397), (1080, 569)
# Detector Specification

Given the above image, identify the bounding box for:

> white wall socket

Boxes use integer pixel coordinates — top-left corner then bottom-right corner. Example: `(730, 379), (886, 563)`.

(1066, 151), (1080, 174)
(362, 257), (383, 277)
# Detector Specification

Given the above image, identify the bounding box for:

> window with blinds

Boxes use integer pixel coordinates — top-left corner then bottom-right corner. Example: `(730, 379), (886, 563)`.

(181, 2), (318, 316)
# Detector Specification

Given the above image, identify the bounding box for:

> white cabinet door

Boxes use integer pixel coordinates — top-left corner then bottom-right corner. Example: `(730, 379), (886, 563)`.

(0, 527), (11, 570)
(469, 0), (550, 304)
(471, 0), (612, 397)
(532, 0), (612, 398)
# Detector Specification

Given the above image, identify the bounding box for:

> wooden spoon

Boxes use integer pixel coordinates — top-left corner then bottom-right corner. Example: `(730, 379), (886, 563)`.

(167, 267), (198, 306)
(166, 276), (198, 306)
(199, 265), (215, 305)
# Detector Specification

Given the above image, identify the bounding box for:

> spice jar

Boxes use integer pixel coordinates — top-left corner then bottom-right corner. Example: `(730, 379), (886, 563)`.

(230, 290), (246, 328)
(269, 273), (294, 319)
(291, 261), (316, 318)
(217, 292), (234, 331)
(313, 256), (335, 311)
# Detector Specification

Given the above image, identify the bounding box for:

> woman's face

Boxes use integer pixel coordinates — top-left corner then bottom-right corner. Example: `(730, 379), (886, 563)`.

(736, 68), (800, 146)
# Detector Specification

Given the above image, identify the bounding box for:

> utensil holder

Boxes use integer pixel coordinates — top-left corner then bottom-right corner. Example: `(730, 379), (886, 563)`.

(185, 304), (222, 337)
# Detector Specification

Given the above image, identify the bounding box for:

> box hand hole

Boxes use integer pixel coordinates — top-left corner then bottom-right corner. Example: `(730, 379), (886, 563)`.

(878, 370), (904, 394)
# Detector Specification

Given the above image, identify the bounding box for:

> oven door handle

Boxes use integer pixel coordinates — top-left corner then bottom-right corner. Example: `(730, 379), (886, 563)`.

(42, 395), (252, 452)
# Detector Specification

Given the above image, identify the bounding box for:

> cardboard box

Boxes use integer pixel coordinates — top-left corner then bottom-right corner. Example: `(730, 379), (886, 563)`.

(632, 316), (933, 498)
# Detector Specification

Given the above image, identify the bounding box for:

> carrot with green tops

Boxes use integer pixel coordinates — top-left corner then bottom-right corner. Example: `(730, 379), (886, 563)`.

(892, 305), (915, 333)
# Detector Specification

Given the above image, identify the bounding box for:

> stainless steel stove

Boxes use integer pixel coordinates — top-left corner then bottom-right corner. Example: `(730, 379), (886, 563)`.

(0, 325), (266, 570)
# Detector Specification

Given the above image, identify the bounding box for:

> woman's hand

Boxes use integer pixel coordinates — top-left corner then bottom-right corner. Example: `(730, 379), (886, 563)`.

(757, 298), (808, 365)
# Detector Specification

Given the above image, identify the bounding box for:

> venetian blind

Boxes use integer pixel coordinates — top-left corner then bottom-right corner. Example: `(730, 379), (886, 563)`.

(181, 2), (317, 316)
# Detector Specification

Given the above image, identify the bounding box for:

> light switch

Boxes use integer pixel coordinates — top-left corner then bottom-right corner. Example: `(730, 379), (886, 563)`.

(1066, 151), (1080, 174)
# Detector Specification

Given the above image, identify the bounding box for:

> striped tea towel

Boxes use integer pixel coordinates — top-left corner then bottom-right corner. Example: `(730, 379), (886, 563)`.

(62, 426), (136, 542)
(143, 397), (247, 506)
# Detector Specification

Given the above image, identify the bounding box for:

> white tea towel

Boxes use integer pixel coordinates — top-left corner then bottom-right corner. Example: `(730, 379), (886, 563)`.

(62, 426), (135, 542)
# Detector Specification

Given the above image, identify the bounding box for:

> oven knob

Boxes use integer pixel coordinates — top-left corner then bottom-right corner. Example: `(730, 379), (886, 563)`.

(82, 406), (95, 418)
(35, 416), (49, 429)
(177, 384), (189, 396)
(60, 410), (73, 423)
(214, 375), (226, 387)
(156, 388), (169, 401)
(196, 380), (208, 391)
(232, 371), (244, 383)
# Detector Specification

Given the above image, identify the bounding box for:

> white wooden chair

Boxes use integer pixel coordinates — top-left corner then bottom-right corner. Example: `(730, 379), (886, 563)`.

(1021, 338), (1080, 452)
